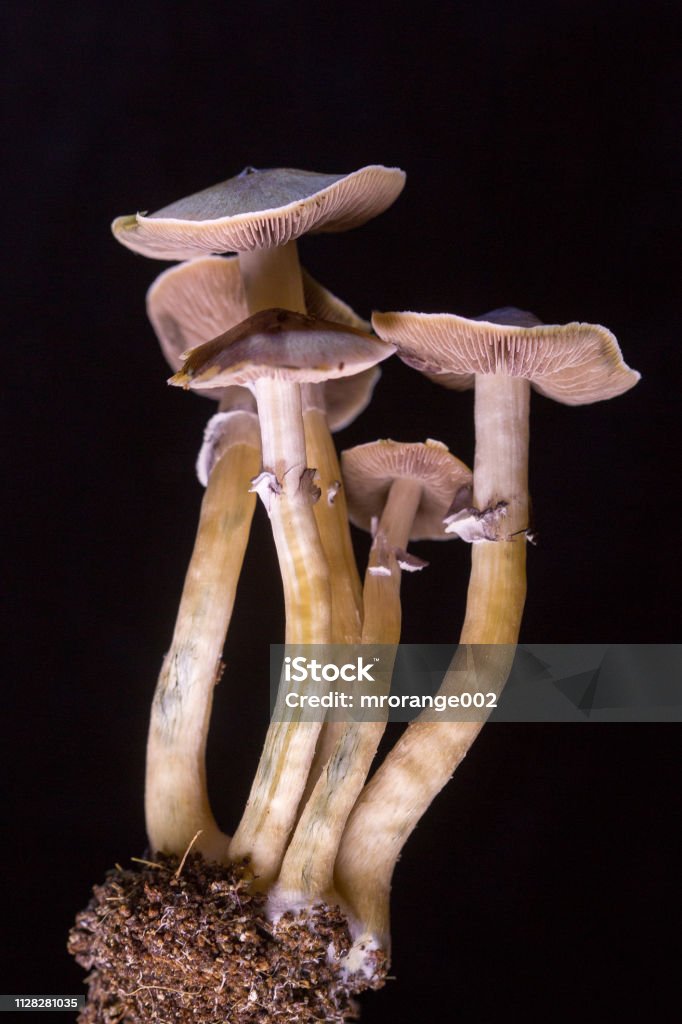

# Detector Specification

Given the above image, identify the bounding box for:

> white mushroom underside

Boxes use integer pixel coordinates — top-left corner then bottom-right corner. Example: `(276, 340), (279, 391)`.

(374, 312), (640, 405)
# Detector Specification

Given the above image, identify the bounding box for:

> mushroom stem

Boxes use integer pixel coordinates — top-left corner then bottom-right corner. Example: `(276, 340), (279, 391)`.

(253, 377), (330, 644)
(362, 476), (422, 641)
(334, 375), (529, 954)
(145, 411), (261, 861)
(471, 373), (530, 535)
(302, 390), (363, 644)
(277, 477), (421, 902)
(461, 373), (529, 641)
(228, 243), (332, 884)
(293, 391), (364, 812)
(238, 240), (306, 313)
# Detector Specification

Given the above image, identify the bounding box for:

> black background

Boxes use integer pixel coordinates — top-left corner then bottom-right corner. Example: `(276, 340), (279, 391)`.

(3, 1), (680, 1021)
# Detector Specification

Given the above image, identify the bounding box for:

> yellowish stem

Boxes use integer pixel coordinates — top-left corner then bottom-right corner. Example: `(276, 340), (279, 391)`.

(335, 375), (529, 952)
(294, 399), (364, 810)
(303, 402), (363, 644)
(145, 412), (261, 860)
(228, 243), (331, 884)
(277, 478), (421, 901)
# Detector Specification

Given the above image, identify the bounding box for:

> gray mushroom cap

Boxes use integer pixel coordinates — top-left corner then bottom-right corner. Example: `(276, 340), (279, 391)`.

(113, 165), (406, 260)
(341, 439), (473, 541)
(372, 306), (640, 405)
(169, 308), (395, 391)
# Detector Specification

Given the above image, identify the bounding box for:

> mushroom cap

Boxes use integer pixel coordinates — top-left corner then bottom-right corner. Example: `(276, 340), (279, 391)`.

(147, 255), (369, 370)
(169, 308), (395, 390)
(372, 306), (640, 405)
(113, 165), (406, 259)
(341, 439), (473, 541)
(148, 255), (381, 426)
(323, 367), (381, 432)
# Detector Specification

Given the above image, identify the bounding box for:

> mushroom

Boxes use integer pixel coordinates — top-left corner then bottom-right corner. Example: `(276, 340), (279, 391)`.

(373, 305), (640, 598)
(341, 439), (473, 641)
(276, 441), (471, 912)
(169, 307), (394, 884)
(333, 306), (640, 960)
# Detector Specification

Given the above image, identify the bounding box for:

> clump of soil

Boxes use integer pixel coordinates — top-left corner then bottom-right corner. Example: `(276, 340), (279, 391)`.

(68, 853), (386, 1023)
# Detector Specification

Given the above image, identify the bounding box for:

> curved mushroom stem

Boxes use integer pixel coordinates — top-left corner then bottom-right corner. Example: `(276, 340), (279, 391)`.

(228, 242), (332, 885)
(276, 477), (421, 904)
(145, 411), (261, 861)
(335, 375), (529, 958)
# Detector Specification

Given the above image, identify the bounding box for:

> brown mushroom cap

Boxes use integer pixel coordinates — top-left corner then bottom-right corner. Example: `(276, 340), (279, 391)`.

(147, 255), (368, 369)
(341, 439), (473, 541)
(113, 165), (406, 260)
(323, 367), (381, 432)
(169, 308), (394, 391)
(372, 306), (640, 405)
(149, 257), (384, 423)
(147, 257), (248, 375)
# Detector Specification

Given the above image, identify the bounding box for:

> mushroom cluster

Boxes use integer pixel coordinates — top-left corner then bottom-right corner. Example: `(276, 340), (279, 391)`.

(69, 165), (639, 1023)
